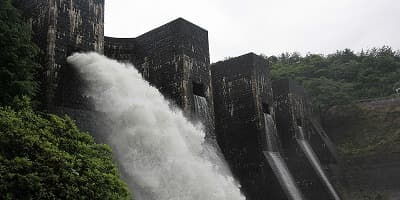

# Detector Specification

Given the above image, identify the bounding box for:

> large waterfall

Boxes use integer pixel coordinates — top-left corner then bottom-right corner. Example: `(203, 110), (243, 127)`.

(67, 53), (245, 200)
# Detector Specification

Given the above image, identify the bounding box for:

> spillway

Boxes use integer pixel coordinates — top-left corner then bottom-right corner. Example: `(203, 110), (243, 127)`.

(193, 95), (214, 135)
(263, 113), (304, 200)
(67, 52), (245, 200)
(297, 126), (341, 200)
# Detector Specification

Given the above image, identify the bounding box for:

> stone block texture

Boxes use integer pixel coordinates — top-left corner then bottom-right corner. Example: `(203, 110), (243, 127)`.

(15, 0), (104, 109)
(211, 53), (281, 200)
(15, 1), (346, 198)
(104, 18), (215, 139)
(272, 79), (339, 200)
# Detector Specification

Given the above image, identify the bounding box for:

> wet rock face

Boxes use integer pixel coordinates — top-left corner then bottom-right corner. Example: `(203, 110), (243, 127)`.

(16, 1), (345, 198)
(16, 0), (105, 109)
(272, 79), (339, 200)
(211, 53), (275, 200)
(272, 80), (311, 154)
(104, 18), (215, 137)
(18, 0), (215, 138)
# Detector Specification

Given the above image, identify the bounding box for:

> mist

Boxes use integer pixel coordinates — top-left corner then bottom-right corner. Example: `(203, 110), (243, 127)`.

(67, 52), (245, 200)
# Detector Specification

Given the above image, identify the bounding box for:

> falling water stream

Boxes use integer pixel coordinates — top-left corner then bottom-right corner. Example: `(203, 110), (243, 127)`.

(263, 113), (304, 200)
(193, 95), (214, 136)
(297, 126), (341, 200)
(67, 53), (245, 200)
(263, 113), (281, 152)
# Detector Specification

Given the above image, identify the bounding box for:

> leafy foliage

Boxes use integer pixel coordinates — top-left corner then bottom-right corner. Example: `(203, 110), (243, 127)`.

(268, 47), (400, 110)
(0, 0), (40, 106)
(0, 97), (131, 200)
(330, 103), (400, 158)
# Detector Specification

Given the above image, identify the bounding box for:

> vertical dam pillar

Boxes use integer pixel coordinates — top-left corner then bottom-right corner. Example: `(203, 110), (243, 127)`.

(104, 18), (215, 139)
(273, 79), (341, 200)
(211, 53), (303, 200)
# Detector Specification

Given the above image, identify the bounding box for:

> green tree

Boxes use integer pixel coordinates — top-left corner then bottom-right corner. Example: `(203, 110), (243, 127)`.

(0, 97), (131, 200)
(268, 47), (400, 111)
(0, 0), (40, 106)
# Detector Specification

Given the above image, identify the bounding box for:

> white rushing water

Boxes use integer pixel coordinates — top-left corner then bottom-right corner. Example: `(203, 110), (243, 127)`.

(263, 113), (304, 200)
(67, 52), (244, 200)
(193, 95), (213, 136)
(263, 113), (280, 152)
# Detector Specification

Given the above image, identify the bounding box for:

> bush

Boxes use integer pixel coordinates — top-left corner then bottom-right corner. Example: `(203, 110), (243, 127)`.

(0, 0), (40, 106)
(0, 98), (131, 199)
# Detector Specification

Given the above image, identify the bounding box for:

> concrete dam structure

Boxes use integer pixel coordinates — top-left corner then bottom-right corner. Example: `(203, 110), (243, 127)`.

(211, 54), (304, 200)
(16, 0), (341, 199)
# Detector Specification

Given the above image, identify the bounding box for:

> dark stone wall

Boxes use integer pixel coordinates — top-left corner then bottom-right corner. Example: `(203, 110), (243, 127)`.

(273, 79), (338, 162)
(104, 18), (215, 139)
(18, 0), (215, 142)
(272, 79), (339, 200)
(136, 18), (211, 116)
(16, 0), (104, 109)
(16, 2), (348, 198)
(211, 53), (280, 200)
(104, 37), (142, 69)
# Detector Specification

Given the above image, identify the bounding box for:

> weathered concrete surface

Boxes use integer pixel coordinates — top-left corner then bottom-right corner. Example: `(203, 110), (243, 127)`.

(273, 80), (338, 163)
(17, 0), (216, 151)
(273, 79), (340, 200)
(15, 0), (105, 109)
(211, 53), (283, 200)
(16, 1), (349, 198)
(104, 18), (215, 140)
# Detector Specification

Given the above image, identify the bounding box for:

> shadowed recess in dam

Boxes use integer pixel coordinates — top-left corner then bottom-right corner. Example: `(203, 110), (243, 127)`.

(67, 52), (245, 200)
(297, 126), (341, 200)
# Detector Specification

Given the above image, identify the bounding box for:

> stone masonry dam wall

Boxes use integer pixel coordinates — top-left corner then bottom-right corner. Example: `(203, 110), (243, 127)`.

(16, 1), (343, 199)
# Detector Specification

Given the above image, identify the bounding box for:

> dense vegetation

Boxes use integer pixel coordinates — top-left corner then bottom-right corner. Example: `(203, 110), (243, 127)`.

(0, 1), (132, 199)
(268, 48), (400, 200)
(1, 0), (399, 198)
(325, 102), (400, 158)
(268, 47), (400, 159)
(267, 47), (400, 111)
(0, 0), (40, 106)
(0, 98), (131, 199)
(323, 101), (399, 200)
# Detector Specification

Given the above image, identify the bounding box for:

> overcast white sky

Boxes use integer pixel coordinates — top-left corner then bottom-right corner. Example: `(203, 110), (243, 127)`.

(105, 0), (400, 62)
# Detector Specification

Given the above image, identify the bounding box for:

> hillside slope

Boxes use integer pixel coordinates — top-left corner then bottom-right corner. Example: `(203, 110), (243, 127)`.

(323, 96), (400, 200)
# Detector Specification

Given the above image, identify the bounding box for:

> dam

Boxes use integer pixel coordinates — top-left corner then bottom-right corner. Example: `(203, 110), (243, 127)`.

(15, 0), (341, 199)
